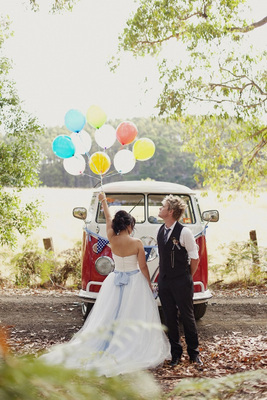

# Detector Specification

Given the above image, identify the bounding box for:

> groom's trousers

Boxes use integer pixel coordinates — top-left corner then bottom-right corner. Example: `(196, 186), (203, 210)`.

(158, 274), (199, 360)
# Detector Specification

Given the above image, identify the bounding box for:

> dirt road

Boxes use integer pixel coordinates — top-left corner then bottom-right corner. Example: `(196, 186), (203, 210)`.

(0, 287), (266, 395)
(0, 288), (266, 351)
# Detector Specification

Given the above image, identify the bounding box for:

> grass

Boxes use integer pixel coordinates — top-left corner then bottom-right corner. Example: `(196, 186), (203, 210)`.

(1, 188), (267, 285)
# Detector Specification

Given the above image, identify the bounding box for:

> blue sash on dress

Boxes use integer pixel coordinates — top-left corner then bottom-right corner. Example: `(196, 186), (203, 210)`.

(102, 269), (140, 351)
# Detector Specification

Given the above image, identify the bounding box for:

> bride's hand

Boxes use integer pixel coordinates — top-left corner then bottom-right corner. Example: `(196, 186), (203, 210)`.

(99, 192), (106, 202)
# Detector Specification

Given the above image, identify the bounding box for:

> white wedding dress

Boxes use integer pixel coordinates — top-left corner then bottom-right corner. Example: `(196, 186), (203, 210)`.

(41, 254), (171, 376)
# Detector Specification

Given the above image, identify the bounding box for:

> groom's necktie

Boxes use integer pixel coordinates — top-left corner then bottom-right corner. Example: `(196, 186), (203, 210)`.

(164, 228), (170, 244)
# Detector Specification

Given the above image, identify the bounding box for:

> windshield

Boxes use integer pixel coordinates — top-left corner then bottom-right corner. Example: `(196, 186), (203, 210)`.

(97, 193), (145, 223)
(148, 194), (196, 224)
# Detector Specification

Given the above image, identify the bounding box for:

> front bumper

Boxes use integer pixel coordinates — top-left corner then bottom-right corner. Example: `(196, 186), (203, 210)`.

(78, 280), (212, 305)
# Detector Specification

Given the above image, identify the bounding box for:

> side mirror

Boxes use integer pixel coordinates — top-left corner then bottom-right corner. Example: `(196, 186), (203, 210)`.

(73, 207), (87, 220)
(202, 210), (219, 222)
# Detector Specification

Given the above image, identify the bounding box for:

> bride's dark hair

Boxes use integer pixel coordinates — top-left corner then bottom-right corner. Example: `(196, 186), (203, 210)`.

(112, 210), (136, 235)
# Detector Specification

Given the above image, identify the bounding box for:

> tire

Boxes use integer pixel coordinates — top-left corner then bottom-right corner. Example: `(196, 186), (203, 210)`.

(194, 302), (207, 320)
(81, 302), (94, 320)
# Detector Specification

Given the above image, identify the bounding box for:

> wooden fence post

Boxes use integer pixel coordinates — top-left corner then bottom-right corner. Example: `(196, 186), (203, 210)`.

(43, 237), (54, 252)
(249, 230), (260, 271)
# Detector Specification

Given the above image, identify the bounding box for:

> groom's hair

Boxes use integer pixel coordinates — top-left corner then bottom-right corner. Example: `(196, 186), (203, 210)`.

(163, 194), (187, 221)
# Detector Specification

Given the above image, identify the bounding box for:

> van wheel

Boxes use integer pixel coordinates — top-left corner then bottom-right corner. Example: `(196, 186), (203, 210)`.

(81, 302), (93, 320)
(194, 302), (207, 320)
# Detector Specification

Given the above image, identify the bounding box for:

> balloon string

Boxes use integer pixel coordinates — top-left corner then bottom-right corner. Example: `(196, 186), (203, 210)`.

(78, 134), (90, 154)
(82, 173), (101, 181)
(83, 152), (120, 190)
(104, 171), (121, 178)
(86, 151), (102, 178)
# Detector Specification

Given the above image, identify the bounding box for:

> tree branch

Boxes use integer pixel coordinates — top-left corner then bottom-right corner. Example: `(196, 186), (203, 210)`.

(216, 66), (267, 96)
(136, 32), (181, 47)
(246, 137), (267, 169)
(192, 95), (266, 108)
(133, 6), (211, 47)
(230, 16), (267, 33)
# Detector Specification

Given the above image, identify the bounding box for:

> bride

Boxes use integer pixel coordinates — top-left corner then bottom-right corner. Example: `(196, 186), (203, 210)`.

(41, 191), (170, 376)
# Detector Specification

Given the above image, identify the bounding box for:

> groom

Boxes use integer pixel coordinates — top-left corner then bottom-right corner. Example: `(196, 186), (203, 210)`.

(157, 194), (202, 367)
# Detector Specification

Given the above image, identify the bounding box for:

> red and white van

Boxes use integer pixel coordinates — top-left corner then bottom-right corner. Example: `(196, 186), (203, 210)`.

(73, 181), (219, 320)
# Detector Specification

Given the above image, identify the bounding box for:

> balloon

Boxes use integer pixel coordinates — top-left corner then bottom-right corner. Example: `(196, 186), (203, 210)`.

(114, 149), (136, 174)
(116, 121), (138, 145)
(86, 105), (107, 129)
(52, 135), (75, 159)
(133, 138), (155, 161)
(89, 151), (111, 175)
(64, 109), (86, 133)
(94, 124), (116, 149)
(71, 130), (92, 154)
(63, 154), (86, 175)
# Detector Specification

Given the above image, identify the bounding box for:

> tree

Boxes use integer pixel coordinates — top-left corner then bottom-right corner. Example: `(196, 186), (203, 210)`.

(0, 16), (44, 247)
(28, 0), (79, 13)
(116, 0), (267, 195)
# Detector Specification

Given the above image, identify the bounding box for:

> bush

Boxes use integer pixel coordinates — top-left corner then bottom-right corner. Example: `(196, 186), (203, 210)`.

(0, 352), (160, 400)
(12, 241), (57, 287)
(169, 369), (267, 399)
(50, 242), (82, 288)
(11, 240), (82, 289)
(210, 240), (267, 285)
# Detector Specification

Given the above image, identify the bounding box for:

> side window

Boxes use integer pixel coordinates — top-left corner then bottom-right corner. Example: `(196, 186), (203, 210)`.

(148, 194), (196, 224)
(97, 193), (145, 223)
(87, 192), (97, 222)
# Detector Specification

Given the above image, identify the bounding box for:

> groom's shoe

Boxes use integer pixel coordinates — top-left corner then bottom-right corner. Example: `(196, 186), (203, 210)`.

(169, 357), (181, 367)
(190, 355), (203, 367)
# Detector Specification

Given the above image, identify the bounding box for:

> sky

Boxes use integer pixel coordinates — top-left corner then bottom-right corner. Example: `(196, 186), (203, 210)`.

(1, 0), (267, 128)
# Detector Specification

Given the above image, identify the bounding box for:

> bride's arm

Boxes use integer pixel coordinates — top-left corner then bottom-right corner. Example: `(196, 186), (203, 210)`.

(98, 192), (113, 240)
(137, 240), (152, 291)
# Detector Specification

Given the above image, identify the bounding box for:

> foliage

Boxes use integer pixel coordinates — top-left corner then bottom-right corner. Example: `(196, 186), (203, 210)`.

(167, 369), (267, 399)
(0, 190), (44, 248)
(181, 115), (266, 196)
(51, 241), (82, 288)
(210, 240), (267, 284)
(11, 241), (57, 287)
(0, 16), (45, 247)
(11, 240), (82, 288)
(0, 353), (159, 400)
(1, 338), (266, 400)
(116, 0), (267, 194)
(28, 0), (79, 13)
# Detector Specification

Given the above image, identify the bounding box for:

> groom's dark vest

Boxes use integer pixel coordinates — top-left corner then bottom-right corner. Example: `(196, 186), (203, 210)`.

(157, 222), (190, 279)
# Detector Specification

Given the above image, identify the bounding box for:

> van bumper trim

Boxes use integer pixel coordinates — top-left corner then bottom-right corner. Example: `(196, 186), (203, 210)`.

(78, 281), (212, 305)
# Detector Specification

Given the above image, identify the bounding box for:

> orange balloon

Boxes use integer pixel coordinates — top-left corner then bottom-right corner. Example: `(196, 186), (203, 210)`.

(89, 152), (111, 175)
(116, 121), (138, 145)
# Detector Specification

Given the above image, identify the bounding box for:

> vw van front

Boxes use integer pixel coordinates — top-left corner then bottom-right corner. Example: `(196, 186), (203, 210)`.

(73, 181), (219, 320)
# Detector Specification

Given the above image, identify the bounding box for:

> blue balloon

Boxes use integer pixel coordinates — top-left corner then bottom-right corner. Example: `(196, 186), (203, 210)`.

(64, 109), (86, 133)
(52, 135), (76, 159)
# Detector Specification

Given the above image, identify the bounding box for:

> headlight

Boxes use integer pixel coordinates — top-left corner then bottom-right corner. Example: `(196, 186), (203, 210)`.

(95, 256), (115, 276)
(140, 236), (158, 262)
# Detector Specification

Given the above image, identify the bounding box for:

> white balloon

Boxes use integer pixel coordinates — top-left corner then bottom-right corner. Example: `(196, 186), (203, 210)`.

(114, 149), (136, 174)
(71, 130), (92, 154)
(63, 154), (86, 175)
(94, 124), (116, 149)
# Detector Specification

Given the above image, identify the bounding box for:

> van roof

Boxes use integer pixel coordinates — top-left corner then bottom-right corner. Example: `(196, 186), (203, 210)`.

(99, 180), (195, 194)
